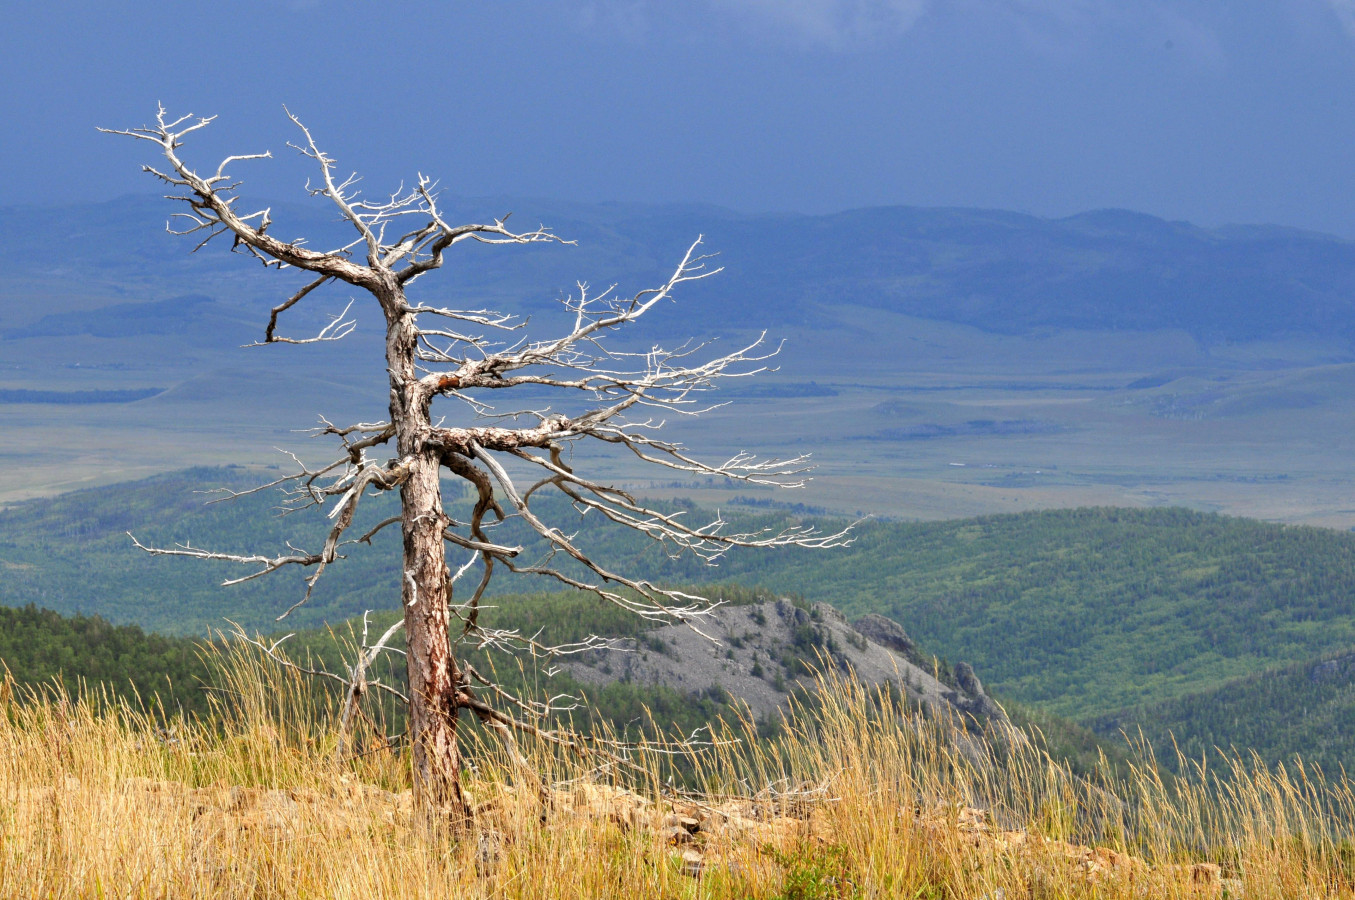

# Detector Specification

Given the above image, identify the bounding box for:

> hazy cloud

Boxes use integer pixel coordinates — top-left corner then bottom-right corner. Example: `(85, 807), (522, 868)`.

(573, 0), (1226, 59)
(570, 0), (932, 48)
(719, 0), (931, 48)
(574, 1), (653, 41)
(948, 0), (1225, 67)
(1327, 0), (1355, 37)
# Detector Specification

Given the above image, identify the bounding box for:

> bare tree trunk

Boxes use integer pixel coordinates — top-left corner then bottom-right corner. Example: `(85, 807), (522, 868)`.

(111, 107), (851, 828)
(391, 303), (470, 824)
(400, 455), (467, 822)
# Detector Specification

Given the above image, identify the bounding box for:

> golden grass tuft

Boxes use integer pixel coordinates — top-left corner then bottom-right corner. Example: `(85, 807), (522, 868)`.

(3, 641), (1355, 898)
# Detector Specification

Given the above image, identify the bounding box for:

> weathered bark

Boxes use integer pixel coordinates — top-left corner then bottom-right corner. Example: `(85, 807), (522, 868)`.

(399, 451), (467, 822)
(111, 107), (852, 829)
(389, 294), (470, 824)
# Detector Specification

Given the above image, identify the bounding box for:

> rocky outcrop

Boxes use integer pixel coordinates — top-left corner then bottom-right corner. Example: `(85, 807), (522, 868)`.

(1309, 652), (1355, 684)
(947, 661), (1005, 719)
(852, 613), (915, 657)
(561, 599), (1010, 731)
(497, 779), (1231, 893)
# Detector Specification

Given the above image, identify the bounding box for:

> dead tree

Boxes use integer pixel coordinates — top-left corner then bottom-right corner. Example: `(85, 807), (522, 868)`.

(106, 107), (850, 823)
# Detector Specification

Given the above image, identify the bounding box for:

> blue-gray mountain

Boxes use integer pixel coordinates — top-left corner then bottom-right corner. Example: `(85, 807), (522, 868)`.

(3, 197), (1354, 345)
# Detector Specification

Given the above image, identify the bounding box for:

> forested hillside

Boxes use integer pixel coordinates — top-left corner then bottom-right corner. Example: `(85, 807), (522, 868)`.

(1092, 649), (1355, 774)
(0, 605), (204, 714)
(6, 470), (1355, 728)
(0, 468), (405, 636)
(0, 597), (1118, 774)
(703, 506), (1355, 717)
(0, 591), (773, 735)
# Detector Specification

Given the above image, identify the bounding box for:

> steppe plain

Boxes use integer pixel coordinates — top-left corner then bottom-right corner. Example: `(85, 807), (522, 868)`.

(2, 196), (1353, 530)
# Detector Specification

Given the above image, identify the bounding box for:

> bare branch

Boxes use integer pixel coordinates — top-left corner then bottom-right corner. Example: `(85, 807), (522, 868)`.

(283, 107), (380, 263)
(101, 106), (377, 287)
(336, 613), (408, 759)
(112, 104), (849, 820)
(129, 454), (409, 620)
(247, 298), (356, 347)
(394, 177), (571, 285)
(223, 620), (407, 704)
(258, 274), (331, 344)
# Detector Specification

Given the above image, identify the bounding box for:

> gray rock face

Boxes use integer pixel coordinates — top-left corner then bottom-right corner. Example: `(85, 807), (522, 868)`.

(949, 661), (1004, 719)
(954, 662), (983, 697)
(776, 598), (811, 628)
(1309, 653), (1355, 684)
(852, 613), (915, 657)
(560, 599), (1009, 730)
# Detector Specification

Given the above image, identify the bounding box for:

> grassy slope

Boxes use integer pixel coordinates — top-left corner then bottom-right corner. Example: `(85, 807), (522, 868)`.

(9, 654), (1346, 899)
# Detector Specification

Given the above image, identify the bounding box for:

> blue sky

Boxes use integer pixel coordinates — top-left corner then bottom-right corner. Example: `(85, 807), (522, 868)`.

(4, 1), (1355, 235)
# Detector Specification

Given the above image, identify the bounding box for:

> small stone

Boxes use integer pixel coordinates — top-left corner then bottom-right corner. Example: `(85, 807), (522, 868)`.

(678, 848), (704, 877)
(665, 813), (701, 834)
(663, 825), (694, 845)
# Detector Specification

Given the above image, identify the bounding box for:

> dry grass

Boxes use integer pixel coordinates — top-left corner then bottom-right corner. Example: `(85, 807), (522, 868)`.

(3, 642), (1355, 898)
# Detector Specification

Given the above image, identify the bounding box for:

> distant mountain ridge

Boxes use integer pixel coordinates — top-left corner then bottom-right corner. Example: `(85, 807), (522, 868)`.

(3, 195), (1354, 346)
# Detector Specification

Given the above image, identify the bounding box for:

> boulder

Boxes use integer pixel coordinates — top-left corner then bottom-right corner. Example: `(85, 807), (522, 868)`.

(852, 613), (914, 655)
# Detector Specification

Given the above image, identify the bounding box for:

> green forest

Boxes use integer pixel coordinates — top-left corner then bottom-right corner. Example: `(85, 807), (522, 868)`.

(0, 604), (204, 715)
(6, 468), (1355, 772)
(1093, 649), (1355, 774)
(705, 506), (1355, 717)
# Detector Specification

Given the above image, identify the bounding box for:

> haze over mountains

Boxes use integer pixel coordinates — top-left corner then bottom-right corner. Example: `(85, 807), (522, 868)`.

(2, 195), (1354, 526)
(8, 195), (1355, 340)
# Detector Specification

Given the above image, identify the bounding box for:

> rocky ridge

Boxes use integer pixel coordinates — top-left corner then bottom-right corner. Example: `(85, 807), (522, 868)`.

(562, 598), (1005, 726)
